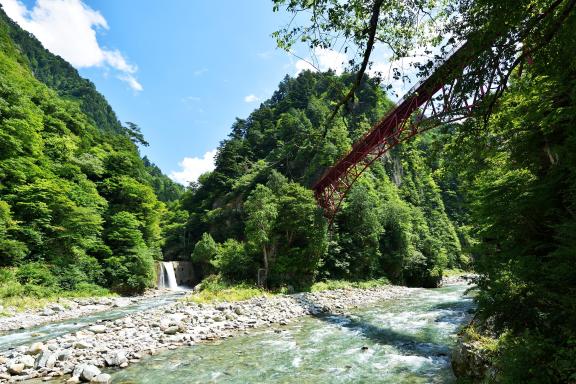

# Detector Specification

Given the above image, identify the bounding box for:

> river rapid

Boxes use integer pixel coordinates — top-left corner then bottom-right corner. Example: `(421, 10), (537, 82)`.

(111, 284), (473, 384)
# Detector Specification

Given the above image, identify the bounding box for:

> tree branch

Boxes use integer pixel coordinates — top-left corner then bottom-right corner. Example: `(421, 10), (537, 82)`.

(320, 0), (384, 139)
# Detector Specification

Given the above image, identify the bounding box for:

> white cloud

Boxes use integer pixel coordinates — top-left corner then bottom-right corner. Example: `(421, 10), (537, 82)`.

(118, 74), (143, 92)
(169, 149), (217, 185)
(0, 0), (142, 91)
(367, 45), (434, 99)
(193, 68), (208, 76)
(295, 47), (347, 75)
(244, 94), (260, 103)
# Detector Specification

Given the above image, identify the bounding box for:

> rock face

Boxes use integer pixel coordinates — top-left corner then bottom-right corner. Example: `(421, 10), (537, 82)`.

(0, 285), (414, 382)
(451, 322), (496, 383)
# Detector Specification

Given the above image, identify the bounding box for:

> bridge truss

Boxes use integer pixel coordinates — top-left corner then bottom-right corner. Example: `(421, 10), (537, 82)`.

(313, 40), (512, 225)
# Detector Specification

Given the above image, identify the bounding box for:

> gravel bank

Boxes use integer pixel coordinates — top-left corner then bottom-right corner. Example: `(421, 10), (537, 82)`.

(0, 285), (414, 383)
(0, 291), (172, 333)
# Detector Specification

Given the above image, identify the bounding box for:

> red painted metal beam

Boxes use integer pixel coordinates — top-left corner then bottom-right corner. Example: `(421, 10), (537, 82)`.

(313, 40), (504, 224)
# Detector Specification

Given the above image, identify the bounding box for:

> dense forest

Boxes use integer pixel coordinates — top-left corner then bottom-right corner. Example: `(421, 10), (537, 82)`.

(0, 7), (183, 295)
(164, 71), (468, 290)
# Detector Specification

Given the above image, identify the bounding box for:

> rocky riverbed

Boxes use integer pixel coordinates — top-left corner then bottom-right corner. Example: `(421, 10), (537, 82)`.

(0, 285), (413, 383)
(0, 291), (172, 333)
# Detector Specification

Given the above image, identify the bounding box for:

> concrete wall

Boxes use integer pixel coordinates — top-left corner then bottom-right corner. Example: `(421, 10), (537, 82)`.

(156, 261), (197, 288)
(172, 261), (196, 286)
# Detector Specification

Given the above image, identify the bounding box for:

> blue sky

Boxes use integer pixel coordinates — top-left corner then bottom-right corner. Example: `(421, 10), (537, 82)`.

(0, 0), (419, 184)
(0, 0), (322, 183)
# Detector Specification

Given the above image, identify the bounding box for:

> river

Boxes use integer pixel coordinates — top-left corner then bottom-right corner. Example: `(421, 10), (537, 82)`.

(110, 284), (473, 384)
(0, 293), (185, 352)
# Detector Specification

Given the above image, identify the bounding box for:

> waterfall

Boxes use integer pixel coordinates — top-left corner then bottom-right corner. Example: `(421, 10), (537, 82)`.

(159, 262), (179, 290)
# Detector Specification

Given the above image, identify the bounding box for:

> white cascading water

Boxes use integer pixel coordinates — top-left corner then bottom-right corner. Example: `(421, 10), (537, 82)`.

(159, 262), (179, 290)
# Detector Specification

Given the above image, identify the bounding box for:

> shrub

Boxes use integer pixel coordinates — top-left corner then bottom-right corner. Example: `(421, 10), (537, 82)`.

(213, 239), (255, 281)
(15, 262), (57, 287)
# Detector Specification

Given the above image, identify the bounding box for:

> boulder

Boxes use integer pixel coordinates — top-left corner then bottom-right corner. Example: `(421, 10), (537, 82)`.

(80, 365), (101, 381)
(8, 362), (25, 375)
(34, 350), (52, 368)
(20, 354), (35, 368)
(91, 373), (112, 383)
(72, 364), (87, 378)
(41, 308), (55, 316)
(104, 351), (127, 367)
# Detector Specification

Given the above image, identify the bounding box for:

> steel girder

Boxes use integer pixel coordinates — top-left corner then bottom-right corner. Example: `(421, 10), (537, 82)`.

(313, 41), (508, 225)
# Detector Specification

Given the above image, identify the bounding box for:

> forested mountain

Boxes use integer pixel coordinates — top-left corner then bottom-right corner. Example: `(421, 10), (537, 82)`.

(0, 6), (182, 294)
(165, 71), (469, 289)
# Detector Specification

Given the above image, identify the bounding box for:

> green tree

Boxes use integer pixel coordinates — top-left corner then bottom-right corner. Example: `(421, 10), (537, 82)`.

(213, 239), (254, 281)
(191, 232), (219, 276)
(0, 200), (27, 265)
(103, 211), (154, 293)
(244, 184), (278, 286)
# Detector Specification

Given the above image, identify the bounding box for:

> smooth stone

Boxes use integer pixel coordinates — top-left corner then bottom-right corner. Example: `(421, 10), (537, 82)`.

(88, 325), (107, 334)
(41, 309), (55, 316)
(163, 326), (179, 335)
(74, 341), (92, 349)
(8, 363), (25, 375)
(104, 351), (127, 367)
(80, 365), (101, 381)
(72, 364), (86, 378)
(20, 355), (35, 368)
(90, 373), (111, 383)
(35, 350), (52, 368)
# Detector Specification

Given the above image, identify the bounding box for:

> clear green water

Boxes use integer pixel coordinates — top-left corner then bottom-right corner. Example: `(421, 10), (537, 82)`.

(0, 293), (185, 352)
(112, 285), (474, 384)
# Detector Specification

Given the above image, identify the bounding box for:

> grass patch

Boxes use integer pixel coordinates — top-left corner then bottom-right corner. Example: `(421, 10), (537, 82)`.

(309, 278), (390, 292)
(184, 275), (269, 304)
(0, 273), (115, 312)
(184, 276), (391, 304)
(443, 268), (471, 277)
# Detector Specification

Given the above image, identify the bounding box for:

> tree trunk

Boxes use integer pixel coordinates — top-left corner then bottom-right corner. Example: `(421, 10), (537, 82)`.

(262, 245), (269, 287)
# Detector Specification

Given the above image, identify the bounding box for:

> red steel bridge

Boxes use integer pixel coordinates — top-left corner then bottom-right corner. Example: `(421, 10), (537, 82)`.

(313, 39), (509, 225)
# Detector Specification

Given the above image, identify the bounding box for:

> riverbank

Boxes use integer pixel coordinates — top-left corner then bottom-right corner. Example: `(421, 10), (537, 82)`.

(0, 290), (173, 333)
(0, 284), (415, 383)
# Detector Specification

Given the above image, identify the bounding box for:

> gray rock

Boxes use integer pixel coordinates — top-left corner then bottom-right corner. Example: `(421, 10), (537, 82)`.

(45, 351), (58, 368)
(104, 351), (127, 367)
(234, 306), (245, 316)
(74, 341), (92, 349)
(41, 308), (55, 316)
(163, 326), (179, 335)
(90, 373), (111, 383)
(20, 355), (35, 368)
(72, 364), (87, 378)
(35, 350), (52, 368)
(57, 350), (71, 361)
(8, 362), (25, 375)
(88, 325), (107, 334)
(81, 365), (101, 381)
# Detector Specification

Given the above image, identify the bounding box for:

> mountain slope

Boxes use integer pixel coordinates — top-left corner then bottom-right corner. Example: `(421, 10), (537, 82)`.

(0, 7), (179, 294)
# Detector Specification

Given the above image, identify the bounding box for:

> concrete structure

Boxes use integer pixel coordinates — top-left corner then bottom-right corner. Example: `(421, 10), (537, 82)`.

(156, 261), (196, 288)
